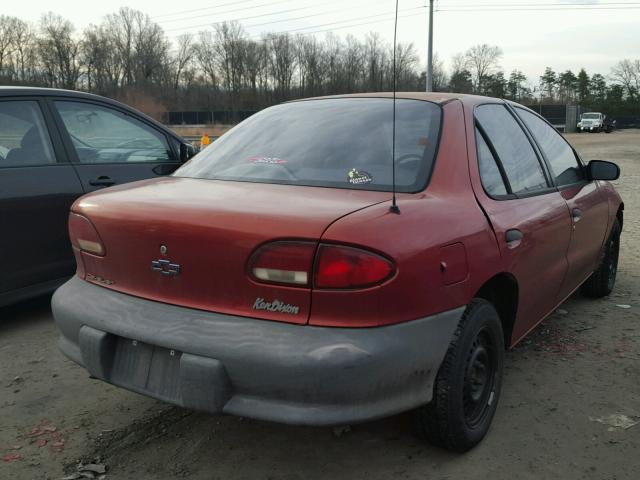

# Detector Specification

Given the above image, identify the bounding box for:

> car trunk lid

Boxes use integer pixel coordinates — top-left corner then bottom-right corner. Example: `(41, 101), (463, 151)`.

(73, 177), (388, 324)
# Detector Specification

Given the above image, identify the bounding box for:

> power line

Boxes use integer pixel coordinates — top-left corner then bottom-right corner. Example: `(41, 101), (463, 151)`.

(158, 0), (300, 25)
(265, 6), (425, 35)
(436, 0), (640, 5)
(164, 0), (381, 33)
(435, 0), (640, 11)
(152, 0), (292, 20)
(167, 1), (422, 37)
(436, 5), (640, 12)
(160, 0), (640, 43)
(255, 7), (427, 37)
(245, 0), (402, 30)
(164, 4), (316, 32)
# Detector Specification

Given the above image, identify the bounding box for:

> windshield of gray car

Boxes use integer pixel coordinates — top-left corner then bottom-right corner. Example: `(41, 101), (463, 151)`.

(174, 98), (442, 193)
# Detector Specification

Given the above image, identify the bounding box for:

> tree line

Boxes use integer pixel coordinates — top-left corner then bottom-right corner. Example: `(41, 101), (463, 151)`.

(0, 9), (638, 119)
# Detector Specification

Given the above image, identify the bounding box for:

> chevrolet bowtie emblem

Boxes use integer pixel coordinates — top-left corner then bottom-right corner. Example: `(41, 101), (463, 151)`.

(151, 259), (181, 276)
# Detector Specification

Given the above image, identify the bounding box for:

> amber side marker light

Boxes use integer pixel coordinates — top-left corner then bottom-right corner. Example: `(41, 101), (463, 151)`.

(68, 213), (105, 256)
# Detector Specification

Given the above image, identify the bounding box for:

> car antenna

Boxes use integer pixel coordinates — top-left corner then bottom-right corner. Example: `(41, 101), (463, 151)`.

(389, 0), (401, 214)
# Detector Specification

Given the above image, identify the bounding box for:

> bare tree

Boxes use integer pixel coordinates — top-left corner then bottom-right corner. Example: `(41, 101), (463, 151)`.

(395, 42), (419, 89)
(196, 30), (218, 89)
(12, 19), (38, 83)
(464, 44), (502, 94)
(611, 59), (640, 97)
(172, 34), (195, 92)
(364, 32), (387, 91)
(38, 13), (81, 89)
(266, 33), (297, 102)
(343, 34), (364, 93)
(243, 38), (266, 104)
(451, 53), (467, 74)
(0, 16), (19, 78)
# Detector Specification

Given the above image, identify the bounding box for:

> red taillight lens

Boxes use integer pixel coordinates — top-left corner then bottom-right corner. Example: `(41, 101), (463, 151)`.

(314, 245), (394, 289)
(68, 213), (105, 256)
(249, 241), (316, 286)
(249, 242), (395, 289)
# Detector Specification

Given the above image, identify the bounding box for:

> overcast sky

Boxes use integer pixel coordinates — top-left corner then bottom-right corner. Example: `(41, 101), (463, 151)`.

(4, 0), (640, 85)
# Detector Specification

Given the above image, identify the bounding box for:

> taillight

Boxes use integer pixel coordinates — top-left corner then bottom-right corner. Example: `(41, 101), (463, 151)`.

(249, 241), (315, 286)
(314, 245), (394, 289)
(68, 213), (105, 256)
(249, 241), (394, 290)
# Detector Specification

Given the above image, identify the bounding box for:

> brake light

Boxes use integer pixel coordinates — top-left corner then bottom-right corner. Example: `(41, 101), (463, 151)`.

(315, 245), (394, 289)
(249, 241), (395, 289)
(68, 213), (105, 256)
(249, 241), (315, 286)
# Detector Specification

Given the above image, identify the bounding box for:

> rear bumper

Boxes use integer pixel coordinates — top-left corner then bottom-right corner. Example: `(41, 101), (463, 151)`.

(52, 277), (463, 426)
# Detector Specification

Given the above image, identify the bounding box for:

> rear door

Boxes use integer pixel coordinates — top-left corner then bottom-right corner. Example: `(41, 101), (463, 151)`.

(0, 97), (83, 301)
(515, 107), (609, 299)
(470, 103), (572, 345)
(47, 99), (181, 192)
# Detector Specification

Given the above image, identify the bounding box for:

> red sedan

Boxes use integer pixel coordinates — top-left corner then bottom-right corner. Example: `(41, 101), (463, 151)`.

(53, 93), (623, 451)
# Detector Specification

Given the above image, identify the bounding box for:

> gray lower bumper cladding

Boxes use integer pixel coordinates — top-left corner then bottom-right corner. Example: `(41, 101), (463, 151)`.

(52, 277), (463, 426)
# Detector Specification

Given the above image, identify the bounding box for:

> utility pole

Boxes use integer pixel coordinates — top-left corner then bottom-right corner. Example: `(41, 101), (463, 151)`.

(426, 0), (434, 92)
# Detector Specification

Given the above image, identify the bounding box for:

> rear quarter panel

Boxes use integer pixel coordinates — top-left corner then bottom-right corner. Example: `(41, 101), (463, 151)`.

(311, 100), (502, 327)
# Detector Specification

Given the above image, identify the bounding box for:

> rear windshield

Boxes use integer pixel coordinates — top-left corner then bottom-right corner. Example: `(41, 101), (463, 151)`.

(175, 98), (442, 192)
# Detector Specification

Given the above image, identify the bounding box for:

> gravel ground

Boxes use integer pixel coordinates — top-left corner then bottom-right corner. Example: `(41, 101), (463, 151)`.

(1, 130), (639, 480)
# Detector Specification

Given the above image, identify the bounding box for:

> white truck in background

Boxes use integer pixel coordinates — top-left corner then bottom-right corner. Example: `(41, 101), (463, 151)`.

(577, 112), (615, 133)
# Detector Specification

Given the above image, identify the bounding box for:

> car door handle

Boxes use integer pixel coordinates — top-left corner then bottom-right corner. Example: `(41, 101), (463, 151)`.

(572, 208), (582, 222)
(505, 229), (523, 247)
(89, 176), (115, 187)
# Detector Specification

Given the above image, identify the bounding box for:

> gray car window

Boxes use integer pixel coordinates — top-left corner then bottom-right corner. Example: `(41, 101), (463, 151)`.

(55, 101), (173, 164)
(476, 128), (507, 196)
(475, 104), (548, 194)
(176, 98), (442, 193)
(516, 108), (585, 186)
(0, 101), (56, 167)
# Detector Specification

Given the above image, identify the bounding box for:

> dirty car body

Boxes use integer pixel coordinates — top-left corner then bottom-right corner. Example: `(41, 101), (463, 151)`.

(53, 93), (623, 451)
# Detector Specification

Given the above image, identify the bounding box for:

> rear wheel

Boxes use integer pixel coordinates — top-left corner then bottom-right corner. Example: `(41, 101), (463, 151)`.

(416, 299), (504, 452)
(582, 219), (621, 297)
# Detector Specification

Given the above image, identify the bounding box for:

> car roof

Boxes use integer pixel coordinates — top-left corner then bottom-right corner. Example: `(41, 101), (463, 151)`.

(0, 86), (180, 139)
(0, 86), (138, 108)
(1, 87), (508, 107)
(291, 92), (504, 106)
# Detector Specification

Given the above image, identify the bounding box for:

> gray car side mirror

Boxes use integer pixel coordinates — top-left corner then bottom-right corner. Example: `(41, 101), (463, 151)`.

(588, 160), (620, 181)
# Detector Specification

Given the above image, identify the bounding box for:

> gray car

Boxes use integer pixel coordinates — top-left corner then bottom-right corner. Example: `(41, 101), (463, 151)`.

(0, 87), (195, 307)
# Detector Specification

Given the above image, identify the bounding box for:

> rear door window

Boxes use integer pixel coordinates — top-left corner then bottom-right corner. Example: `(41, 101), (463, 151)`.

(516, 108), (585, 186)
(0, 100), (57, 167)
(176, 98), (442, 193)
(475, 104), (548, 195)
(476, 128), (508, 196)
(54, 101), (174, 164)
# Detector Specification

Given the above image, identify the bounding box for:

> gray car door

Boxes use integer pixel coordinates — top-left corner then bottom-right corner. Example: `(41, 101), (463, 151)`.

(48, 99), (181, 192)
(0, 97), (84, 305)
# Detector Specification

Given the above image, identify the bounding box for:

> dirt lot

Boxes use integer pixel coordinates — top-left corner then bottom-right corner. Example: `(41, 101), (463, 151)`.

(1, 130), (639, 480)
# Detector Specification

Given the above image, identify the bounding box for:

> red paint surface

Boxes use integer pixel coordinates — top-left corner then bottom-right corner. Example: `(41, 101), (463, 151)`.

(70, 95), (623, 346)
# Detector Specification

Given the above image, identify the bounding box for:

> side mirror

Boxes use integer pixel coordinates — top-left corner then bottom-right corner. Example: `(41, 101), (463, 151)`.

(588, 160), (620, 181)
(180, 143), (197, 162)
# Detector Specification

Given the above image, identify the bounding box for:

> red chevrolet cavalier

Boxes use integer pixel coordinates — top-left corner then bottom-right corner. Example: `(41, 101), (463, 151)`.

(53, 93), (623, 451)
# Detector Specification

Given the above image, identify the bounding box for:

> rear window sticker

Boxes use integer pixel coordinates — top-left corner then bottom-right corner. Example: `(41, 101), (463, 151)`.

(348, 168), (373, 185)
(248, 156), (288, 164)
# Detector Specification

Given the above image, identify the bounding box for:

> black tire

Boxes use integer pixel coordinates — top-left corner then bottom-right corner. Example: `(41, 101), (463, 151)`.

(582, 219), (621, 298)
(416, 299), (504, 452)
